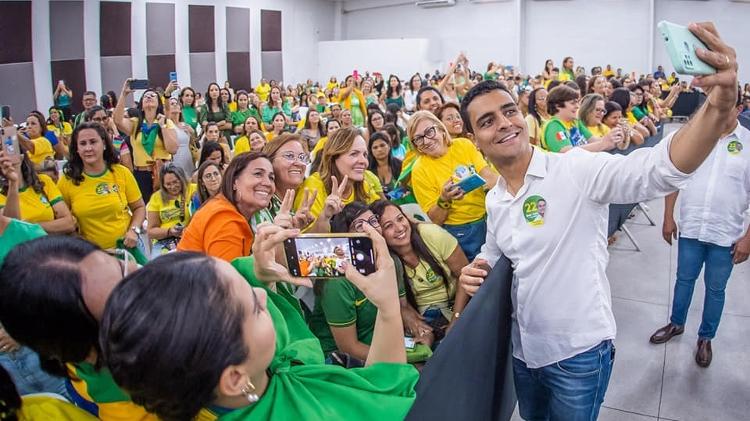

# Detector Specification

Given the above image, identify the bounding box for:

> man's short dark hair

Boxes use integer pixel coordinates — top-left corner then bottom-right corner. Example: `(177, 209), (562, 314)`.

(459, 80), (512, 134)
(547, 85), (580, 115)
(83, 91), (97, 98)
(416, 86), (444, 110)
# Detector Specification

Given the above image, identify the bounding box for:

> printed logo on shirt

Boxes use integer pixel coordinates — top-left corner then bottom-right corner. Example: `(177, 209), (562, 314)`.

(569, 127), (587, 147)
(95, 183), (120, 195)
(523, 194), (546, 227)
(555, 131), (567, 141)
(727, 140), (743, 155)
(354, 297), (368, 307)
(39, 195), (49, 205)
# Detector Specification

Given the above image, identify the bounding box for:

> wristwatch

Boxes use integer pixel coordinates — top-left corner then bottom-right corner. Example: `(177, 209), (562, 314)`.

(437, 197), (452, 210)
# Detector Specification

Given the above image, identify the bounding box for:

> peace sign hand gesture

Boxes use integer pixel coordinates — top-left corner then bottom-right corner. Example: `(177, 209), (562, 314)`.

(273, 189), (296, 229)
(322, 175), (349, 220)
(292, 188), (318, 229)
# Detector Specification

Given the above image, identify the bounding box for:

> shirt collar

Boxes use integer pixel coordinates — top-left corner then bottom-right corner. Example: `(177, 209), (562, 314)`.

(494, 146), (547, 198)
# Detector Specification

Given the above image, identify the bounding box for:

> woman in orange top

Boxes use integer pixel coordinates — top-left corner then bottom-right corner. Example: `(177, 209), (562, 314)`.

(178, 153), (275, 262)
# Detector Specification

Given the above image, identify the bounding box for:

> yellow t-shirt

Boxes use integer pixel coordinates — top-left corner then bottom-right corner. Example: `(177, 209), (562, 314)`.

(311, 136), (328, 160)
(233, 135), (251, 156)
(227, 101), (237, 113)
(403, 223), (457, 309)
(525, 114), (548, 145)
(587, 124), (610, 138)
(18, 395), (99, 421)
(129, 117), (176, 167)
(47, 122), (73, 139)
(146, 184), (195, 230)
(295, 172), (382, 222)
(256, 83), (271, 102)
(411, 138), (489, 225)
(0, 174), (62, 224)
(625, 110), (638, 125)
(58, 164), (142, 249)
(27, 137), (55, 165)
(265, 131), (279, 142)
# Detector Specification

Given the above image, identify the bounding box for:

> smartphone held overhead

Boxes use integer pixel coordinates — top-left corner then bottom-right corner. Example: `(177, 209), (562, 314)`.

(129, 79), (150, 90)
(284, 234), (376, 279)
(658, 21), (716, 76)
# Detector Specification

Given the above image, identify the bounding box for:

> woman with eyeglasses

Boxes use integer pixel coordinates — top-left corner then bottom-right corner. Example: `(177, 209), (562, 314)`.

(146, 165), (194, 259)
(370, 200), (469, 342)
(628, 84), (658, 137)
(408, 111), (497, 261)
(190, 160), (222, 215)
(308, 201), (421, 363)
(114, 79), (178, 203)
(178, 153), (274, 261)
(578, 93), (611, 138)
(0, 145), (75, 234)
(58, 123), (145, 250)
(541, 85), (624, 153)
(296, 127), (384, 233)
(0, 235), (153, 421)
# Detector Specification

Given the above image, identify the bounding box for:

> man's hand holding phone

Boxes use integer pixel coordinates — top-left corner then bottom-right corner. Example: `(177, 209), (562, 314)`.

(460, 257), (491, 296)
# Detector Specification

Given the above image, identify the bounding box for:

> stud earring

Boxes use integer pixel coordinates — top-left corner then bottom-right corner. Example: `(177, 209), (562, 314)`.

(241, 379), (259, 403)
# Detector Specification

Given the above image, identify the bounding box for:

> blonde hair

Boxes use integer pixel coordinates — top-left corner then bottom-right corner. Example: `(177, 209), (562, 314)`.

(406, 110), (451, 154)
(319, 127), (367, 202)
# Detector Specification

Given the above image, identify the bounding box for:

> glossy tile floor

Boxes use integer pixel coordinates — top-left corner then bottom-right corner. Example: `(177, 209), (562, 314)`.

(511, 198), (750, 421)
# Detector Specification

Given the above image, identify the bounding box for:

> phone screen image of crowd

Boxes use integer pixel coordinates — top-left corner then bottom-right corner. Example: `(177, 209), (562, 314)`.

(288, 236), (374, 278)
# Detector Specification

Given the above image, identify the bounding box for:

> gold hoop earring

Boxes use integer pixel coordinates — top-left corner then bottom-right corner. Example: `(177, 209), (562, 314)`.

(241, 379), (259, 403)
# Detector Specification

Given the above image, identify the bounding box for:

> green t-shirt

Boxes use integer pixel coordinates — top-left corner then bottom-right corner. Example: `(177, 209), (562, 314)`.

(0, 219), (46, 266)
(483, 71), (498, 81)
(231, 107), (260, 128)
(541, 117), (592, 152)
(632, 105), (648, 122)
(309, 253), (406, 355)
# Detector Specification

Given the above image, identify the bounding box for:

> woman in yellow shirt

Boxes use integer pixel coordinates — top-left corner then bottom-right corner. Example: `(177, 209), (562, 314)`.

(58, 122), (145, 250)
(296, 127), (384, 233)
(524, 88), (550, 146)
(46, 107), (72, 150)
(18, 114), (55, 165)
(579, 94), (611, 138)
(0, 150), (75, 234)
(235, 129), (267, 157)
(408, 111), (498, 261)
(113, 79), (178, 203)
(146, 165), (193, 258)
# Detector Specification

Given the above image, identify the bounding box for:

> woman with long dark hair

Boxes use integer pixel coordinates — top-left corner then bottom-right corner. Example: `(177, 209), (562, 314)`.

(179, 87), (199, 130)
(368, 131), (402, 196)
(370, 200), (469, 340)
(59, 122), (145, 249)
(404, 74), (423, 113)
(114, 79), (178, 202)
(146, 164), (193, 258)
(298, 109), (325, 150)
(0, 146), (75, 234)
(189, 161), (223, 215)
(198, 82), (233, 142)
(383, 75), (405, 110)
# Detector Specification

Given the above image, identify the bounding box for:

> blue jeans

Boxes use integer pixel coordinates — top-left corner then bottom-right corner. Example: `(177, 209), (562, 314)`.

(443, 218), (486, 262)
(0, 346), (69, 398)
(670, 237), (735, 339)
(513, 340), (615, 421)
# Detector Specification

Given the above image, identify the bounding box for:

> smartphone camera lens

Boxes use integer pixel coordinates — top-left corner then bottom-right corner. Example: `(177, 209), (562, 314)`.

(355, 252), (365, 262)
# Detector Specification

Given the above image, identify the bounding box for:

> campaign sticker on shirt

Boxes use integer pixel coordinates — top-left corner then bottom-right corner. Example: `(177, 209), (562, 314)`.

(523, 195), (547, 227)
(727, 140), (743, 155)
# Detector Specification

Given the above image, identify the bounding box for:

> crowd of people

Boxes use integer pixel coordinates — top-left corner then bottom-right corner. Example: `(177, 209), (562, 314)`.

(0, 22), (748, 421)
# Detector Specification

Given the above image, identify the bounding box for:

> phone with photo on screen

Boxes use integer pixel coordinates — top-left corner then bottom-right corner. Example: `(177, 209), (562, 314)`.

(129, 79), (150, 90)
(1, 125), (21, 163)
(284, 233), (376, 279)
(657, 21), (716, 76)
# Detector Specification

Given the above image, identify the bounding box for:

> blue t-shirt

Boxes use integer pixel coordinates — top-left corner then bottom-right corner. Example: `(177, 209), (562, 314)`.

(44, 131), (59, 146)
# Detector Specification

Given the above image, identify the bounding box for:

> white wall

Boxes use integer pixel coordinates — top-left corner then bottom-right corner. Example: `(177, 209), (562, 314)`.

(340, 0), (750, 83)
(342, 0), (519, 79)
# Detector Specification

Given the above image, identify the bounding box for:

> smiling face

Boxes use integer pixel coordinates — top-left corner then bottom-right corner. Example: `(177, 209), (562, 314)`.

(249, 132), (266, 153)
(440, 107), (464, 136)
(602, 110), (623, 128)
(590, 100), (606, 126)
(162, 172), (183, 197)
(272, 140), (307, 189)
(466, 89), (529, 165)
(557, 99), (579, 121)
(593, 76), (606, 95)
(334, 136), (368, 182)
(50, 109), (61, 123)
(378, 205), (411, 248)
(233, 158), (275, 211)
(76, 128), (106, 167)
(419, 89), (443, 114)
(412, 119), (448, 158)
(535, 89), (548, 111)
(82, 94), (97, 110)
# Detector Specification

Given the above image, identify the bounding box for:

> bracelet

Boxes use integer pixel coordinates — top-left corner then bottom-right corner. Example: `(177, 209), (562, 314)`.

(437, 197), (452, 210)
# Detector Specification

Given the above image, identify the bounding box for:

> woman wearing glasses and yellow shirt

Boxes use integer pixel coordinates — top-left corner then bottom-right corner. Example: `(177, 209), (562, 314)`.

(408, 111), (497, 261)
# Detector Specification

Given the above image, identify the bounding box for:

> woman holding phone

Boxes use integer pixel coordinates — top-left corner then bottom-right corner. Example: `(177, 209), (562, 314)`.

(408, 111), (497, 261)
(146, 165), (193, 258)
(100, 222), (417, 421)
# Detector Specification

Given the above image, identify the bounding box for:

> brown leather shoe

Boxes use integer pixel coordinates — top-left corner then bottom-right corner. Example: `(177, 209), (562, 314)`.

(649, 323), (684, 344)
(696, 339), (712, 367)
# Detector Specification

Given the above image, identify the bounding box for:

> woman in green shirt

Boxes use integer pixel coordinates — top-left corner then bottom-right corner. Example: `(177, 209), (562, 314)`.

(231, 91), (261, 135)
(178, 87), (199, 131)
(541, 85), (623, 153)
(100, 223), (418, 421)
(261, 86), (291, 128)
(198, 83), (233, 142)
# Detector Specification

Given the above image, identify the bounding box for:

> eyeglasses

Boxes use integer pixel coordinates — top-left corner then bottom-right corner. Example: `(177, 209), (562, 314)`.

(352, 216), (380, 233)
(143, 93), (158, 99)
(278, 152), (310, 164)
(91, 117), (107, 122)
(412, 125), (439, 147)
(594, 108), (606, 114)
(203, 171), (221, 180)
